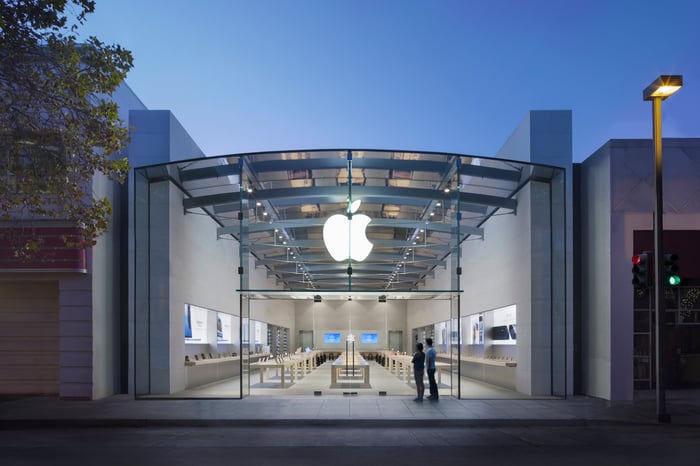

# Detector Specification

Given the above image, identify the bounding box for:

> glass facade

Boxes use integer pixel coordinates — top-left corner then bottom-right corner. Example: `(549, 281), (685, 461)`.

(132, 150), (566, 400)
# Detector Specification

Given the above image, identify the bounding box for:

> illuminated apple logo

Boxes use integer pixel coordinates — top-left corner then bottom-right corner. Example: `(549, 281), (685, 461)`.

(323, 199), (373, 261)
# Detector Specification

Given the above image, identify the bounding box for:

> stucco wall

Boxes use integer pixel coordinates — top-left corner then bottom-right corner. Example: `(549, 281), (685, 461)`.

(80, 83), (147, 399)
(89, 172), (122, 399)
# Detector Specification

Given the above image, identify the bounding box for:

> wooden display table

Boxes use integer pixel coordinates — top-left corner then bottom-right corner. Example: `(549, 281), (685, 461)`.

(406, 362), (451, 385)
(379, 351), (455, 385)
(330, 352), (370, 387)
(250, 354), (311, 388)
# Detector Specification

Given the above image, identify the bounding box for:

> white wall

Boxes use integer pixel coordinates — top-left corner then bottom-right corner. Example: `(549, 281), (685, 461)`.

(167, 191), (241, 393)
(406, 263), (451, 351)
(295, 300), (406, 351)
(494, 110), (572, 396)
(249, 254), (295, 330)
(460, 184), (536, 393)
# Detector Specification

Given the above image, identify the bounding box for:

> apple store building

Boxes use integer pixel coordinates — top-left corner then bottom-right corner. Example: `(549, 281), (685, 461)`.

(133, 148), (568, 399)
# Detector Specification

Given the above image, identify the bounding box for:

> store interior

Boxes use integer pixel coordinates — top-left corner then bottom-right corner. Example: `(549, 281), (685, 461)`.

(171, 299), (538, 399)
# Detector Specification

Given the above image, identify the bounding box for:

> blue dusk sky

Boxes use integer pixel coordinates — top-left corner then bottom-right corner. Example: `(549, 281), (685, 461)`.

(80, 0), (699, 163)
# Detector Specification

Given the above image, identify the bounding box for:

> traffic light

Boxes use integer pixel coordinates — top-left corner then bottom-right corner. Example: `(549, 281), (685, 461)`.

(632, 253), (650, 289)
(664, 253), (680, 286)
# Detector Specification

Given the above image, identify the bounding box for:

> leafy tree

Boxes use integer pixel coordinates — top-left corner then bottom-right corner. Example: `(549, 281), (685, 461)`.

(0, 0), (133, 253)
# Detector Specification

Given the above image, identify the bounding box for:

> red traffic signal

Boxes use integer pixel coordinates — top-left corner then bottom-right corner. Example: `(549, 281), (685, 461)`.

(632, 253), (650, 289)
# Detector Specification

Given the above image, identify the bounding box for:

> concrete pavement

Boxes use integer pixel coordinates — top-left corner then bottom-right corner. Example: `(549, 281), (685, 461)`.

(2, 391), (699, 466)
(1, 389), (699, 428)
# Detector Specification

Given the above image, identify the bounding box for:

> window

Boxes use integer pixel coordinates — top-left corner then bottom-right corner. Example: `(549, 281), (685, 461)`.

(2, 135), (65, 193)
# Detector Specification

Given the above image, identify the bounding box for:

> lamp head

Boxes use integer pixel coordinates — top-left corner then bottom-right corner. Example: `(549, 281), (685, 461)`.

(643, 75), (683, 101)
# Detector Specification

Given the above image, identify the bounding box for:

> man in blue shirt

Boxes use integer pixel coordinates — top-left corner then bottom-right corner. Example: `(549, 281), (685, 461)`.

(425, 337), (438, 400)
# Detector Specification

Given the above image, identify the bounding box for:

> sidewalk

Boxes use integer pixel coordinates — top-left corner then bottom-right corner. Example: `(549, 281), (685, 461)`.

(1, 390), (699, 428)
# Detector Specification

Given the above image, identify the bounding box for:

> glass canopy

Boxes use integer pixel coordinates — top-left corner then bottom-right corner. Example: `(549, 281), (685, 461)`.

(136, 149), (545, 298)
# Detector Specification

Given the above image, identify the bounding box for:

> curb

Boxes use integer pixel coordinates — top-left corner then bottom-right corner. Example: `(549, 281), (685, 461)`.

(0, 417), (664, 429)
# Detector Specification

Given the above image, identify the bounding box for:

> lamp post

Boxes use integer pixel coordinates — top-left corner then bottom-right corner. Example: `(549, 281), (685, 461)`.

(643, 75), (682, 423)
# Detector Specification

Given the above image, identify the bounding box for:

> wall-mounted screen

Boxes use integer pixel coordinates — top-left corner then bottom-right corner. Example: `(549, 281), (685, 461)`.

(185, 304), (208, 344)
(254, 320), (264, 344)
(185, 309), (192, 338)
(491, 304), (516, 345)
(468, 313), (483, 345)
(217, 312), (232, 343)
(324, 332), (341, 344)
(361, 333), (378, 344)
(242, 317), (249, 344)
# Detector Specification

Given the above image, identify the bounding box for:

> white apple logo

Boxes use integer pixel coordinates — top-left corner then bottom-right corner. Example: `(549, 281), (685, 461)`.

(323, 199), (373, 262)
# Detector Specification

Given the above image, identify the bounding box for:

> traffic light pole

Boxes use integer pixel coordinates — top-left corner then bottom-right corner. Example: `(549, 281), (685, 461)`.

(651, 96), (669, 423)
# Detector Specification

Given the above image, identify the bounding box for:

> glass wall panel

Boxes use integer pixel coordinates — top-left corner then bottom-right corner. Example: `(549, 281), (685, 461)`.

(450, 161), (461, 398)
(239, 163), (250, 398)
(241, 306), (249, 398)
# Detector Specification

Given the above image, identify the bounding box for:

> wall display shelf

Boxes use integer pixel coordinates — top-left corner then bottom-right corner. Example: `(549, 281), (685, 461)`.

(460, 355), (517, 367)
(266, 324), (290, 356)
(184, 353), (269, 389)
(459, 356), (517, 390)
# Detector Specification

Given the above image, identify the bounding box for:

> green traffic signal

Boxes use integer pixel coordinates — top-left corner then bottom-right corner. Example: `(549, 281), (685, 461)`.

(664, 253), (680, 287)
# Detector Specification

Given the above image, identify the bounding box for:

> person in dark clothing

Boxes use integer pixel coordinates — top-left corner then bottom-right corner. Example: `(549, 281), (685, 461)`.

(425, 337), (438, 400)
(411, 342), (425, 401)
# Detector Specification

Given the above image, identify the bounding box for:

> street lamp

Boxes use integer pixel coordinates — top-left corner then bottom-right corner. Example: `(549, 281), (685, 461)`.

(643, 74), (682, 423)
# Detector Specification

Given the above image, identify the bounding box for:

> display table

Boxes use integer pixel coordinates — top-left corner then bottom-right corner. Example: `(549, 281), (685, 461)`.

(385, 353), (413, 378)
(250, 354), (311, 388)
(405, 361), (451, 385)
(330, 352), (370, 387)
(382, 352), (450, 384)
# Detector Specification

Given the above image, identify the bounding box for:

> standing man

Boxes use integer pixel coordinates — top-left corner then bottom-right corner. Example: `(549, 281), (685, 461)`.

(411, 342), (425, 401)
(425, 337), (438, 400)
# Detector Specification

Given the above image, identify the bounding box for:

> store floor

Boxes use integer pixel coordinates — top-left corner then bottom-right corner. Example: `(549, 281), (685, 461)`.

(172, 361), (548, 399)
